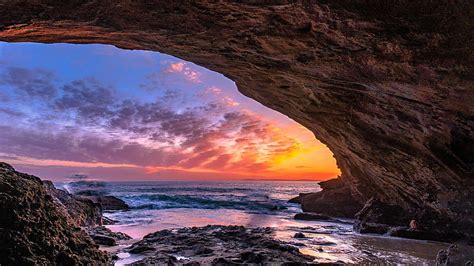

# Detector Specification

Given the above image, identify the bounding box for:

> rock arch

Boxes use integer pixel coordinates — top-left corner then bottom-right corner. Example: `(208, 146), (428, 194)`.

(1, 1), (472, 239)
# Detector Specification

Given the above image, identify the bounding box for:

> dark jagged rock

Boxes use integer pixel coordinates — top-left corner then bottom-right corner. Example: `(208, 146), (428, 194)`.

(436, 245), (474, 265)
(294, 232), (306, 238)
(353, 221), (390, 235)
(0, 1), (473, 240)
(102, 216), (117, 225)
(288, 193), (310, 204)
(0, 163), (109, 265)
(81, 195), (129, 211)
(87, 225), (132, 247)
(294, 212), (352, 225)
(294, 212), (333, 221)
(43, 180), (102, 226)
(299, 179), (363, 218)
(90, 234), (116, 246)
(353, 198), (470, 242)
(127, 225), (314, 265)
(355, 198), (409, 226)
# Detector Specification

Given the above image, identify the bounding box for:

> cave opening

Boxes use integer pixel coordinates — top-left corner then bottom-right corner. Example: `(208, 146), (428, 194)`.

(0, 41), (344, 238)
(0, 41), (340, 181)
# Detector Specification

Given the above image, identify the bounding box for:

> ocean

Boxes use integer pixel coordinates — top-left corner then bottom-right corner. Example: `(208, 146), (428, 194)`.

(60, 180), (453, 265)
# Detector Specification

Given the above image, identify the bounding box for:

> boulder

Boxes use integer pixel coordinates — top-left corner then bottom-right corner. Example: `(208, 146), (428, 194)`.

(299, 179), (363, 218)
(294, 212), (334, 221)
(90, 234), (116, 246)
(81, 195), (129, 211)
(353, 221), (390, 235)
(294, 232), (306, 238)
(87, 226), (132, 245)
(436, 245), (474, 265)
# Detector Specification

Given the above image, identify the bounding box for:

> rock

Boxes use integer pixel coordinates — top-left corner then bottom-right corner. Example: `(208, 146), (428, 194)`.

(128, 244), (156, 254)
(294, 232), (306, 238)
(355, 198), (410, 226)
(353, 221), (390, 235)
(0, 163), (109, 265)
(288, 193), (310, 204)
(436, 244), (474, 265)
(294, 212), (333, 221)
(102, 216), (117, 225)
(388, 227), (451, 242)
(81, 195), (129, 211)
(0, 1), (473, 239)
(86, 226), (132, 246)
(299, 179), (364, 218)
(126, 225), (313, 265)
(90, 234), (116, 246)
(294, 212), (350, 225)
(43, 180), (102, 226)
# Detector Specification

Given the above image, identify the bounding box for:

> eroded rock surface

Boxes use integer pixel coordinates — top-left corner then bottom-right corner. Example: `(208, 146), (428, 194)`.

(126, 225), (314, 265)
(0, 163), (109, 265)
(82, 195), (130, 211)
(0, 1), (472, 239)
(436, 244), (474, 266)
(87, 226), (132, 246)
(43, 180), (103, 226)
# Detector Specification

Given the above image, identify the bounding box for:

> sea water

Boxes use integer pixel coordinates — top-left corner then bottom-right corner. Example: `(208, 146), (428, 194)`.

(61, 180), (464, 264)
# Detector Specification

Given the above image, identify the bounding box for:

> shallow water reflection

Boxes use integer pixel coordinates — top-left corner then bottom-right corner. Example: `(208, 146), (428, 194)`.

(105, 208), (468, 265)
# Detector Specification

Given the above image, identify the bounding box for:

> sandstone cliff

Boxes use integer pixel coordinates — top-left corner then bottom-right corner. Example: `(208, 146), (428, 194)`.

(0, 1), (472, 240)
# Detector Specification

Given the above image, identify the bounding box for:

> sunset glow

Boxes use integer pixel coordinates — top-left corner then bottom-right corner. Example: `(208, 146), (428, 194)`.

(0, 42), (340, 181)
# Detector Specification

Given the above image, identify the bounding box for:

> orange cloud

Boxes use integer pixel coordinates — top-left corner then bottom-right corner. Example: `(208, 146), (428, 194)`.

(223, 96), (240, 107)
(166, 62), (201, 83)
(204, 86), (222, 95)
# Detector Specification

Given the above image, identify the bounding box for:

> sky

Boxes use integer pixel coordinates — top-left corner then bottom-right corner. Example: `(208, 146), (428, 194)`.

(0, 42), (340, 181)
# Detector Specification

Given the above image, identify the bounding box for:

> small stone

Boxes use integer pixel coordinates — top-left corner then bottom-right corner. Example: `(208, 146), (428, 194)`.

(294, 232), (306, 238)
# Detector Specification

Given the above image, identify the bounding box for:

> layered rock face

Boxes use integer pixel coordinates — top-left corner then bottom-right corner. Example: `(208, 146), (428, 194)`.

(0, 163), (109, 265)
(43, 180), (103, 227)
(0, 1), (472, 238)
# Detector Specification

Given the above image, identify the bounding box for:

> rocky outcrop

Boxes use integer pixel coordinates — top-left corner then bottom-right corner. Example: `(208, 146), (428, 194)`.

(0, 1), (472, 239)
(294, 212), (350, 224)
(436, 245), (474, 265)
(86, 226), (131, 246)
(43, 180), (102, 226)
(81, 195), (129, 211)
(0, 163), (109, 265)
(126, 225), (313, 265)
(298, 178), (363, 218)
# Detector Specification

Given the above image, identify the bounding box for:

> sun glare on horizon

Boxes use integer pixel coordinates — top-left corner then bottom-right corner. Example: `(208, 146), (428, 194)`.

(0, 42), (340, 181)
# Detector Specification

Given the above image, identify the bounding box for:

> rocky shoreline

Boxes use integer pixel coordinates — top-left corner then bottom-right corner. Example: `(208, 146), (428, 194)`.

(1, 163), (472, 265)
(124, 225), (315, 265)
(0, 163), (319, 265)
(290, 182), (474, 245)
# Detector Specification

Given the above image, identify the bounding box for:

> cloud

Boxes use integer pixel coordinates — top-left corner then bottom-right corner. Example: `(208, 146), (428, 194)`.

(0, 70), (306, 176)
(54, 79), (115, 120)
(222, 96), (240, 107)
(0, 67), (56, 98)
(0, 107), (25, 117)
(165, 62), (201, 83)
(204, 86), (222, 95)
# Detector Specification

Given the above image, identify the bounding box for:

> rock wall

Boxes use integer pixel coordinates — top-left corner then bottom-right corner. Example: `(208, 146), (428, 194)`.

(43, 180), (103, 227)
(0, 1), (472, 238)
(0, 163), (109, 265)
